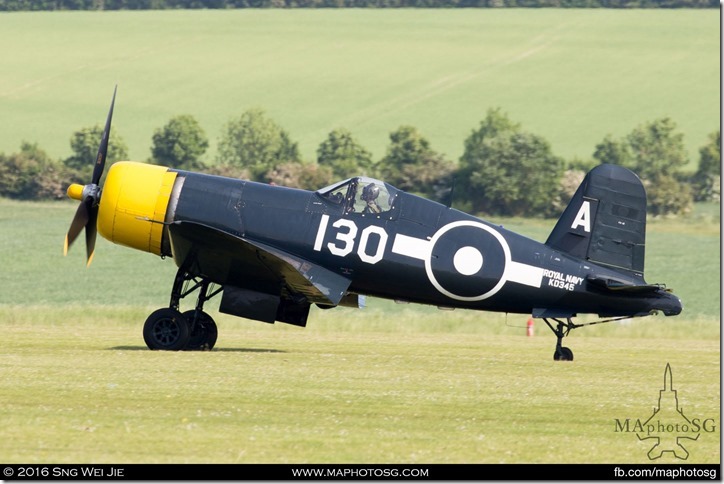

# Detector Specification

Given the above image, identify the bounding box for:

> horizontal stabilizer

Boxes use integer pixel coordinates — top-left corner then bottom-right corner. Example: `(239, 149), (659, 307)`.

(586, 276), (663, 294)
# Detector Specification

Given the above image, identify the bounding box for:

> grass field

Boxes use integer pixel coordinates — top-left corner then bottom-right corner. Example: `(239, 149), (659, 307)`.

(0, 199), (719, 464)
(0, 9), (719, 167)
(0, 317), (720, 464)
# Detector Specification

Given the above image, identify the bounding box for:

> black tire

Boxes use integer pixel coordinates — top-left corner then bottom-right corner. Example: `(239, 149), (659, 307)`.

(182, 310), (218, 351)
(143, 308), (190, 351)
(554, 347), (574, 361)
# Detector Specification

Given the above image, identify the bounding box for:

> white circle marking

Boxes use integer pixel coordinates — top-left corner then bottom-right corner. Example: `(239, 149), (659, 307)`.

(453, 246), (483, 276)
(424, 220), (511, 301)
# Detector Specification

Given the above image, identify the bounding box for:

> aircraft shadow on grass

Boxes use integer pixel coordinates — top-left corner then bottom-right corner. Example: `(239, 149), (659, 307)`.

(109, 346), (286, 354)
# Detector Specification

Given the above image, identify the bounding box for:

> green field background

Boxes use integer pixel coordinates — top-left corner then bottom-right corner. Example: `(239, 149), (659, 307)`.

(0, 9), (719, 166)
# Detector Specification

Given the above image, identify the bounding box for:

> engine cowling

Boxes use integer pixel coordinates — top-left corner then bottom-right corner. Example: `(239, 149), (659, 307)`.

(97, 161), (179, 256)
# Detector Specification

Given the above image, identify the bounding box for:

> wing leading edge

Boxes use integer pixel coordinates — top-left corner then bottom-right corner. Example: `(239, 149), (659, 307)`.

(167, 221), (351, 307)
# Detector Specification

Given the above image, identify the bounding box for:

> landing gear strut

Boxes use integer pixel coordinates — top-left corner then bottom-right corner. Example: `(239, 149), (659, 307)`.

(543, 317), (580, 361)
(542, 314), (647, 361)
(143, 268), (222, 351)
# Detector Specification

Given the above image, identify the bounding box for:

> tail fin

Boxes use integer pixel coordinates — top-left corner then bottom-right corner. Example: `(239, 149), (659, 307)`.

(545, 164), (647, 277)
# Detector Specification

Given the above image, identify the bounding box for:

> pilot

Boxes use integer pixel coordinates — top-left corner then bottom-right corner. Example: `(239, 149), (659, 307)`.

(361, 183), (382, 214)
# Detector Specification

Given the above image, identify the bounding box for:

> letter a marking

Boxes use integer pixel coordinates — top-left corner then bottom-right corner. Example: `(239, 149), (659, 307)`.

(571, 201), (591, 233)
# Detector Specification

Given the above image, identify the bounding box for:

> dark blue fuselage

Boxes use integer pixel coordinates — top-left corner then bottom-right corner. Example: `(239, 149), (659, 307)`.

(167, 171), (682, 320)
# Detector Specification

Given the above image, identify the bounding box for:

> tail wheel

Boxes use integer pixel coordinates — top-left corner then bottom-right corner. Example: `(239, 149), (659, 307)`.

(554, 347), (574, 361)
(182, 310), (218, 351)
(143, 308), (190, 351)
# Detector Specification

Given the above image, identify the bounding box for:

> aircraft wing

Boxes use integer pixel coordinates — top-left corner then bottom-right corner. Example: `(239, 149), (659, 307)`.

(167, 221), (351, 307)
(247, 237), (352, 306)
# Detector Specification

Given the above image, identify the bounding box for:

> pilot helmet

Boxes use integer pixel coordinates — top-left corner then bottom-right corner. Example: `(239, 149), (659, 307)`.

(362, 183), (380, 201)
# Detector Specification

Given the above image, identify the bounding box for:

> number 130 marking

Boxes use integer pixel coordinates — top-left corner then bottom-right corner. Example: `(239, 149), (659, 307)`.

(313, 214), (388, 264)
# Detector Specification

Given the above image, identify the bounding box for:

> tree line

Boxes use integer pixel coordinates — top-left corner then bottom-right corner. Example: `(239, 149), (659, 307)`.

(0, 0), (718, 10)
(0, 106), (719, 218)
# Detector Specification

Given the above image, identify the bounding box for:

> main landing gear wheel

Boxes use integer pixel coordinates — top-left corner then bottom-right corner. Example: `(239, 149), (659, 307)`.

(182, 310), (218, 351)
(143, 308), (190, 351)
(143, 266), (223, 351)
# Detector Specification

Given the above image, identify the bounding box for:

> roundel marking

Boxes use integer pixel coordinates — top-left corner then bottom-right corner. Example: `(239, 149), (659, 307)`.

(453, 246), (483, 276)
(424, 221), (511, 301)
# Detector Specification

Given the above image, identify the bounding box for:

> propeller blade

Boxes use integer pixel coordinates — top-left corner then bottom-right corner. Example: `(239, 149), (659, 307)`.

(91, 84), (117, 186)
(85, 204), (98, 267)
(64, 86), (118, 265)
(64, 200), (90, 256)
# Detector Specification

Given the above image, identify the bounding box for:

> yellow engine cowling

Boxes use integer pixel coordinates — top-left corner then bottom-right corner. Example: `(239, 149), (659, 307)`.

(97, 161), (178, 256)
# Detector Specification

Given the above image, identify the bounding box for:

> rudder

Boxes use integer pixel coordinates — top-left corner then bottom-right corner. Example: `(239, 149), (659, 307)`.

(545, 164), (647, 277)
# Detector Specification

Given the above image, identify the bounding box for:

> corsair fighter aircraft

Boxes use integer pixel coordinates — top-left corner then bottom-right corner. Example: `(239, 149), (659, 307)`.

(64, 88), (683, 359)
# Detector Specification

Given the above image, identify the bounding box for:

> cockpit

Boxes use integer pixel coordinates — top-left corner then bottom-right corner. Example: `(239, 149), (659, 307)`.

(316, 176), (399, 218)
